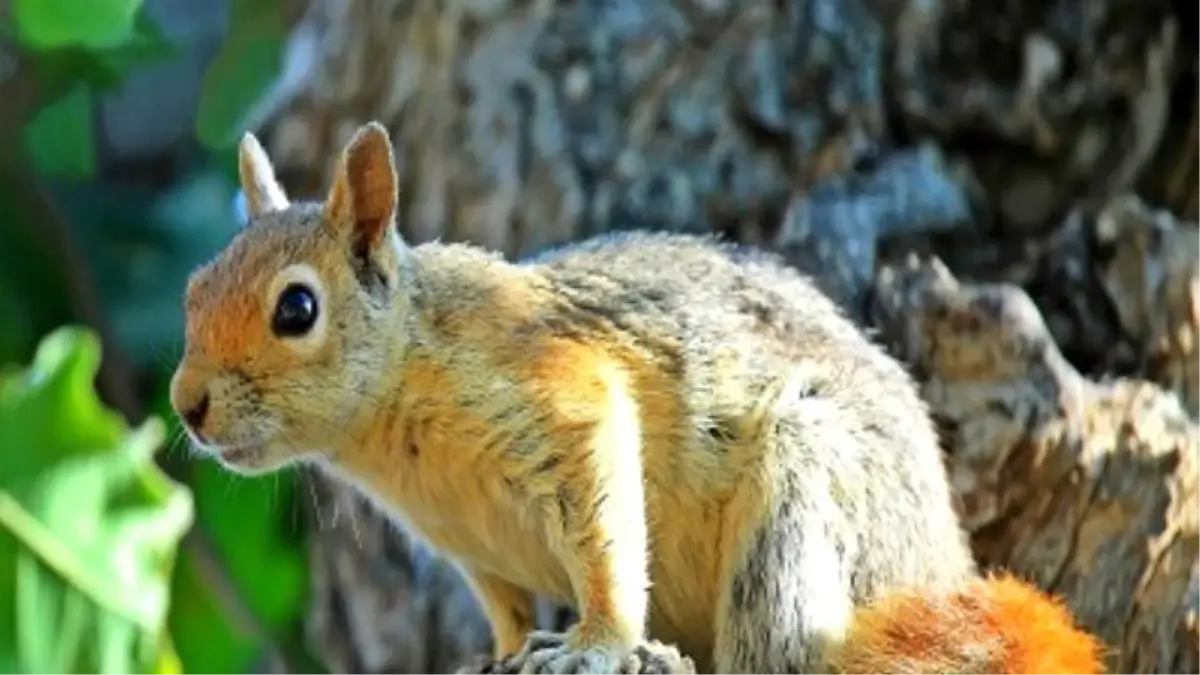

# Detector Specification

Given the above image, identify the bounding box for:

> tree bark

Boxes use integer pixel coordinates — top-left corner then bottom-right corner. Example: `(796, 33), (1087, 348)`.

(256, 0), (1198, 671)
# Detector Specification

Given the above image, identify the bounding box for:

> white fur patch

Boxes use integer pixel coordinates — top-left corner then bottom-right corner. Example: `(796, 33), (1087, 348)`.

(796, 543), (854, 648)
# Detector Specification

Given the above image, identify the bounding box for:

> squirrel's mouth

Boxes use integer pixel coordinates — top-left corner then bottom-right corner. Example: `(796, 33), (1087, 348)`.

(186, 431), (277, 475)
(219, 446), (259, 463)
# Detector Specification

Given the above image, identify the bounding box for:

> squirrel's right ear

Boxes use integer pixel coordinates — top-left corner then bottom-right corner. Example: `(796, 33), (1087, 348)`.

(237, 132), (290, 218)
(323, 122), (399, 253)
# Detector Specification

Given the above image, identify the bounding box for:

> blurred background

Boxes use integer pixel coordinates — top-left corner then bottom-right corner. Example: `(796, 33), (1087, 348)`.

(2, 1), (318, 673)
(0, 0), (1196, 673)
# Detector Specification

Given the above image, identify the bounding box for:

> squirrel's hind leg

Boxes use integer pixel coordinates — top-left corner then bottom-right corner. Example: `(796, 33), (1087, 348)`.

(712, 488), (856, 674)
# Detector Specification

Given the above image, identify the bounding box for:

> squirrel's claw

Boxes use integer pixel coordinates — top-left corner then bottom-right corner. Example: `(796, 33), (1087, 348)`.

(511, 629), (622, 674)
(505, 630), (696, 675)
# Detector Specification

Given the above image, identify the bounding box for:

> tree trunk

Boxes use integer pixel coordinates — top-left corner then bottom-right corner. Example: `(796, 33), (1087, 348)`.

(256, 0), (1198, 671)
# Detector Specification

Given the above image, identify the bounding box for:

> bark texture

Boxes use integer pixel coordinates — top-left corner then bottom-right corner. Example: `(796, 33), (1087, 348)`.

(256, 0), (1198, 672)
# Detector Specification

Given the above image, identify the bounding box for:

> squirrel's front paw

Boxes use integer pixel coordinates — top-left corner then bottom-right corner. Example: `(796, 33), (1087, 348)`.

(511, 628), (626, 674)
(477, 630), (694, 675)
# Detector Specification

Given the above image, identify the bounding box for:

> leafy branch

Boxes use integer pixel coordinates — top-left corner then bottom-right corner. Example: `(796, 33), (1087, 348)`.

(0, 328), (193, 673)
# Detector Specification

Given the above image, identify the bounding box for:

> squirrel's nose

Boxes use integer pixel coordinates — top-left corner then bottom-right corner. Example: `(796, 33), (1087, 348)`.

(179, 391), (211, 438)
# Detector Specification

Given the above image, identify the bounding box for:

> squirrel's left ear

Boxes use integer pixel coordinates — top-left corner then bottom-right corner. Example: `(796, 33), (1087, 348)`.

(237, 132), (290, 218)
(323, 122), (399, 254)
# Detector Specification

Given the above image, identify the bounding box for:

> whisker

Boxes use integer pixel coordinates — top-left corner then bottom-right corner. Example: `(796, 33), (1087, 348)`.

(304, 467), (325, 532)
(349, 493), (363, 550)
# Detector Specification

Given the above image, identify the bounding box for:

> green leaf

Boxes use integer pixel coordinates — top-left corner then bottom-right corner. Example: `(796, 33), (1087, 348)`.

(90, 10), (176, 77)
(195, 1), (284, 151)
(0, 282), (36, 367)
(33, 11), (177, 96)
(0, 327), (194, 673)
(168, 551), (256, 674)
(169, 464), (309, 673)
(194, 464), (308, 634)
(13, 0), (144, 50)
(24, 85), (96, 180)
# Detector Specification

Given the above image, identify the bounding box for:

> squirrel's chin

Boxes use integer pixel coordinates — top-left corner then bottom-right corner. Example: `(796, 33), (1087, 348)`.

(211, 444), (285, 476)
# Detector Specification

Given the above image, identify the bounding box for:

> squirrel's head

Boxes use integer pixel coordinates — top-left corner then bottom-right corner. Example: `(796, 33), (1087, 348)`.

(170, 122), (412, 476)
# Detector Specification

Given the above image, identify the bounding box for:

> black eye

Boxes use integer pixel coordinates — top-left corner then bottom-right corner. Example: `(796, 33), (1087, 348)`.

(272, 283), (319, 337)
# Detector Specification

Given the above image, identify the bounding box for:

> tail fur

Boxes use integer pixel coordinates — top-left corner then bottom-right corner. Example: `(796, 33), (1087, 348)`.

(828, 573), (1106, 674)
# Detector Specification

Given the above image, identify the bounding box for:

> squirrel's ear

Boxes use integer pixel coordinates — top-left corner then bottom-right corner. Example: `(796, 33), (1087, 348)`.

(237, 132), (290, 217)
(323, 122), (398, 251)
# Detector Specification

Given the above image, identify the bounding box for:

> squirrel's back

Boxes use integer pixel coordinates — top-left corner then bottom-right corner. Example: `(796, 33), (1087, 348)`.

(516, 230), (923, 428)
(528, 233), (970, 565)
(417, 229), (911, 424)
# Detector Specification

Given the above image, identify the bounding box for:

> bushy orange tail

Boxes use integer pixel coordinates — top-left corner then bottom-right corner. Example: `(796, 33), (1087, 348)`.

(828, 573), (1106, 674)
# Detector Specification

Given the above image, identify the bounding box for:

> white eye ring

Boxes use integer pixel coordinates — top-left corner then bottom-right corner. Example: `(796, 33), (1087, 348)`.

(266, 263), (328, 356)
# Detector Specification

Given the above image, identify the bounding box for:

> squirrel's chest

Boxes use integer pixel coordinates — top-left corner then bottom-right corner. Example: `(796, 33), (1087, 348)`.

(405, 499), (571, 599)
(343, 407), (576, 601)
(393, 474), (574, 601)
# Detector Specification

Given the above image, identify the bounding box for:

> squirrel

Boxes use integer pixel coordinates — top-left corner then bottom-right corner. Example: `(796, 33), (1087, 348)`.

(170, 121), (1104, 674)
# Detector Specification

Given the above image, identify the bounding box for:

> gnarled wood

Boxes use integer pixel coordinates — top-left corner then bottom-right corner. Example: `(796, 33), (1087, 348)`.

(253, 0), (1198, 671)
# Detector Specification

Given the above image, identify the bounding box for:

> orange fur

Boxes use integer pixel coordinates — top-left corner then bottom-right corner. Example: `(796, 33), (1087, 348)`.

(829, 573), (1106, 674)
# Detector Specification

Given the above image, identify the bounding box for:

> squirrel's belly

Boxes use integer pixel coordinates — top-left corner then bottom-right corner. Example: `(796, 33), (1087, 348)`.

(641, 487), (727, 665)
